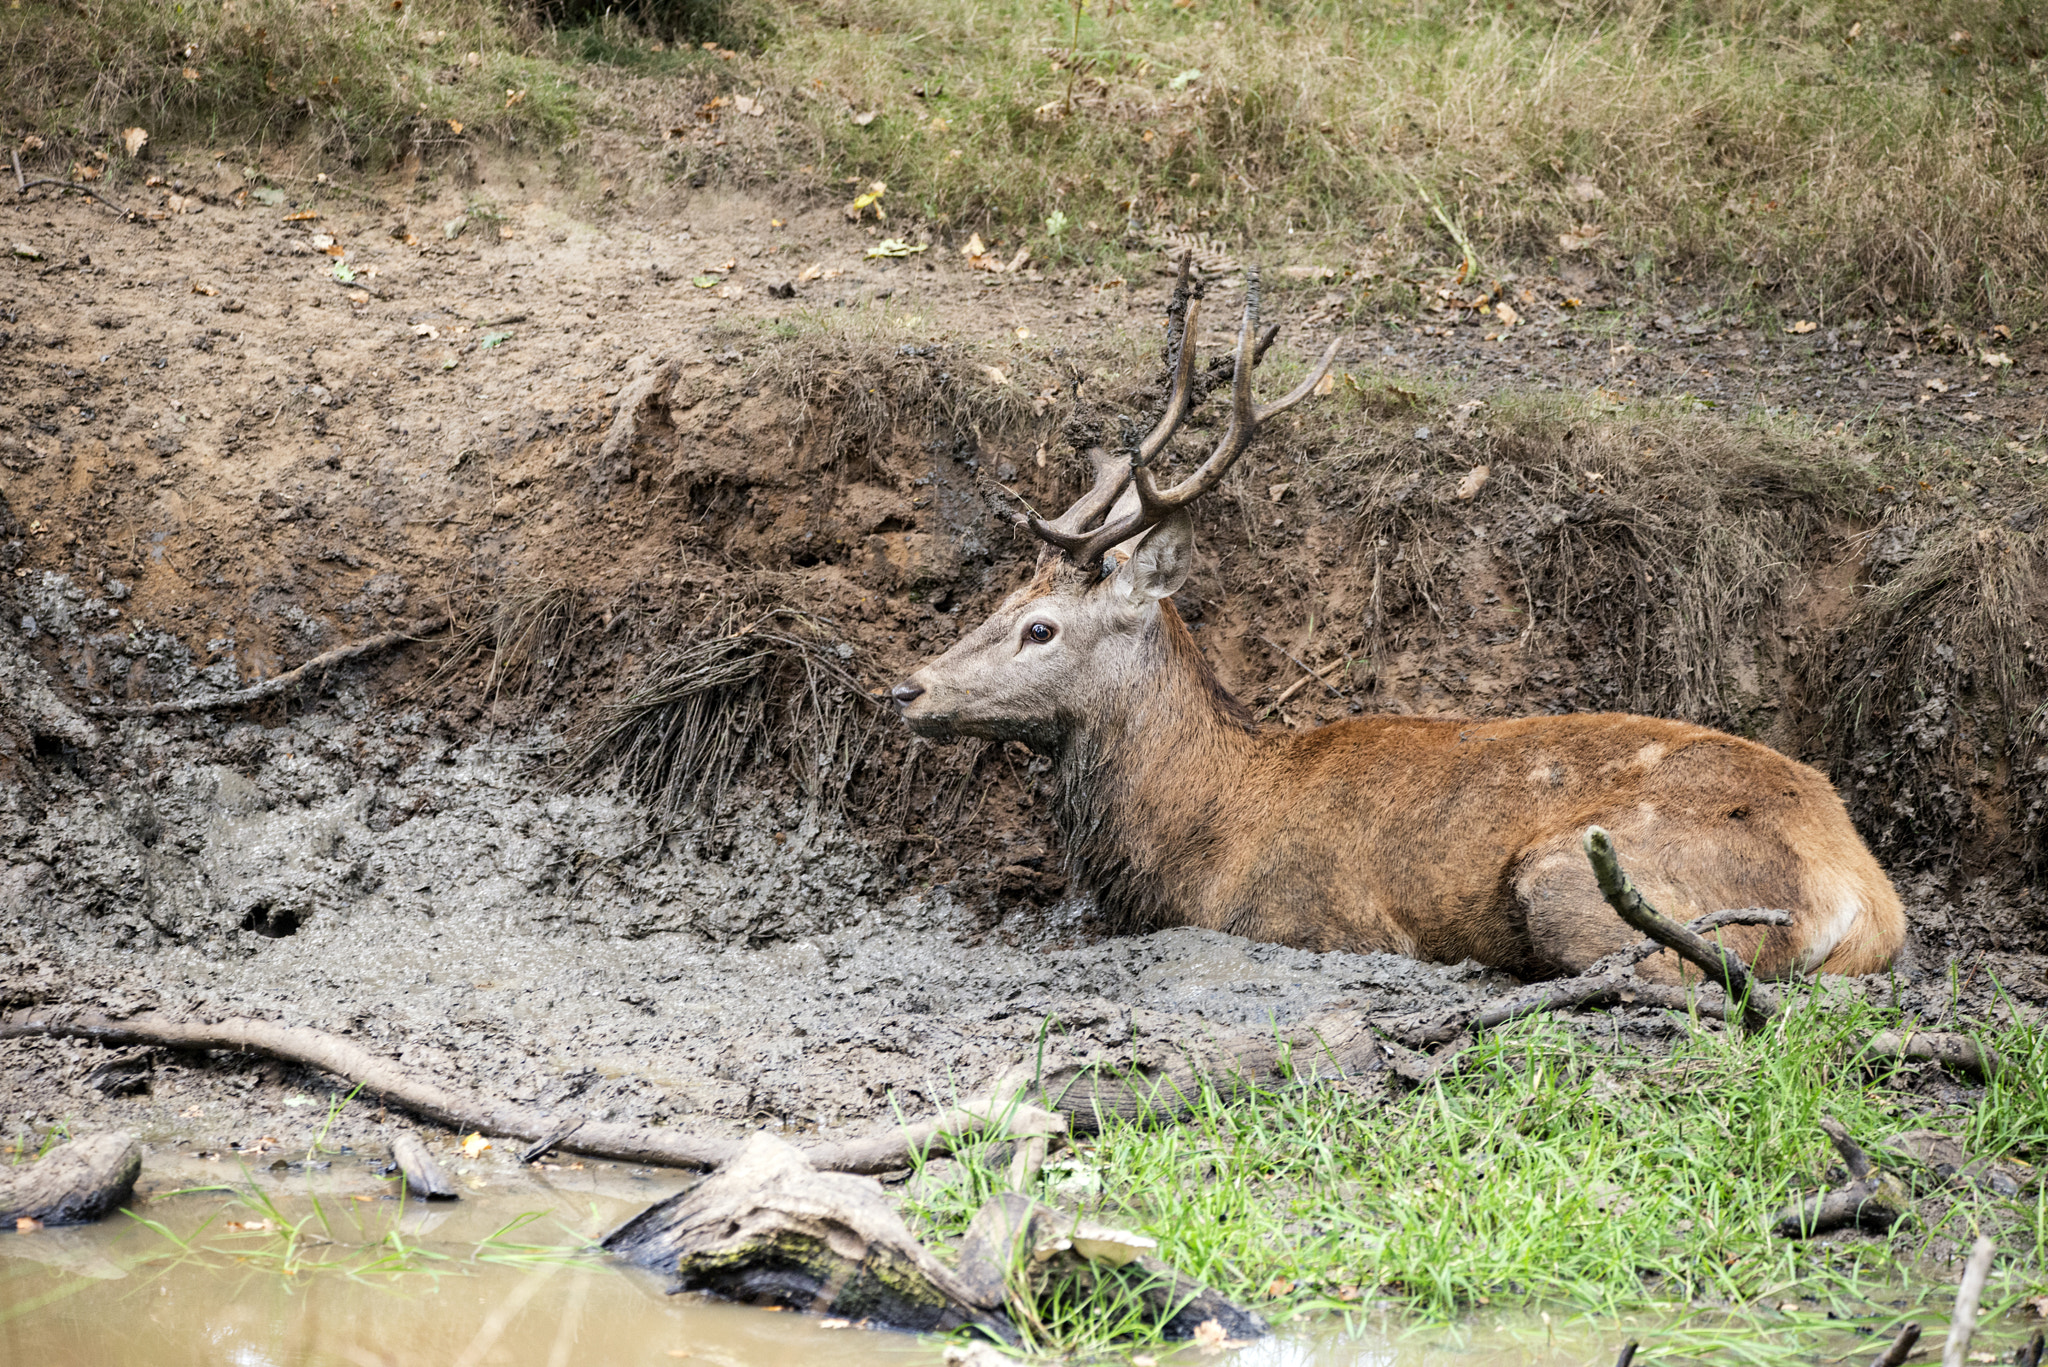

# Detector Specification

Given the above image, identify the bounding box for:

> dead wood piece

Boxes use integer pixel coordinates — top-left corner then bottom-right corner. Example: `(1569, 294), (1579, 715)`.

(518, 1119), (585, 1165)
(1773, 1118), (1908, 1238)
(1869, 1322), (1921, 1367)
(0, 1133), (141, 1227)
(12, 150), (133, 216)
(84, 1049), (153, 1096)
(1940, 1237), (1997, 1367)
(0, 1008), (1057, 1177)
(1614, 1342), (1639, 1367)
(596, 361), (677, 469)
(603, 1132), (1012, 1340)
(1862, 1031), (2012, 1086)
(388, 1133), (458, 1200)
(100, 616), (449, 716)
(953, 1190), (1267, 1343)
(1582, 827), (1778, 1033)
(2019, 1330), (2044, 1367)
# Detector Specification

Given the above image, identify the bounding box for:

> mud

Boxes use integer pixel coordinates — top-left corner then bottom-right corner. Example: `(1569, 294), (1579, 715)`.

(5, 141), (2048, 1152)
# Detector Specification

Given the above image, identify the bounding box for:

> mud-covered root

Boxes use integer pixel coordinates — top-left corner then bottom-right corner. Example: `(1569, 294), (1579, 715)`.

(1860, 1029), (2015, 1086)
(593, 359), (677, 483)
(430, 579), (583, 705)
(1772, 1116), (1910, 1238)
(0, 1132), (140, 1228)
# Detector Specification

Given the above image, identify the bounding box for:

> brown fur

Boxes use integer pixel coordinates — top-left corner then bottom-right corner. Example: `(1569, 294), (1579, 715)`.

(905, 578), (1905, 981)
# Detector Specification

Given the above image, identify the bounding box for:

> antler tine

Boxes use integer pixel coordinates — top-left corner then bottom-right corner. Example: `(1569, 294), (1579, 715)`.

(1128, 266), (1269, 515)
(1026, 445), (1132, 556)
(1134, 291), (1202, 467)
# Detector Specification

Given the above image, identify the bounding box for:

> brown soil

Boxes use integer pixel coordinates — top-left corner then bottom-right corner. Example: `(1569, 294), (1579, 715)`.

(4, 144), (2048, 1152)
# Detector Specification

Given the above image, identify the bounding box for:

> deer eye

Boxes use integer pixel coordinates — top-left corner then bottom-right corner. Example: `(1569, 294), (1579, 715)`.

(1026, 621), (1056, 644)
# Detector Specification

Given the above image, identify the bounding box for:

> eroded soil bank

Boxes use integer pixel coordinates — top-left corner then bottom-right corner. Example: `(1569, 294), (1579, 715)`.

(5, 145), (2048, 1157)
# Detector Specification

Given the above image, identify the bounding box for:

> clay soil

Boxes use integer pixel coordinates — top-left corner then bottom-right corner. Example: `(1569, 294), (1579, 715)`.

(4, 142), (2048, 1162)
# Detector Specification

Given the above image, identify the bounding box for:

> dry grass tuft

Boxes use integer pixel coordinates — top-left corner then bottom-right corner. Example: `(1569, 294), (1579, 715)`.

(570, 607), (888, 820)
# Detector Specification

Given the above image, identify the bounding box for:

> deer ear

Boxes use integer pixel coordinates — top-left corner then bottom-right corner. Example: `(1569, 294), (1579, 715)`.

(1119, 509), (1195, 601)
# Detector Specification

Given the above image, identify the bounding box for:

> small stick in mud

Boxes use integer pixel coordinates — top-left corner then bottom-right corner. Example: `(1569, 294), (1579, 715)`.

(517, 1119), (584, 1165)
(1582, 827), (1779, 1033)
(388, 1133), (458, 1200)
(100, 615), (450, 716)
(1941, 1237), (1998, 1367)
(1613, 1342), (1639, 1367)
(1869, 1323), (1922, 1367)
(11, 149), (134, 217)
(0, 1133), (142, 1227)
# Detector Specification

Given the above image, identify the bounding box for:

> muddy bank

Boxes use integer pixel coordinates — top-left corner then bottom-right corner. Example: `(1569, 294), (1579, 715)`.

(5, 150), (2048, 1146)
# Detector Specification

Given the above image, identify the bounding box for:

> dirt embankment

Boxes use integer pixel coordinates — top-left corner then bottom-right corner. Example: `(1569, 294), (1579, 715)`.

(3, 147), (2048, 1144)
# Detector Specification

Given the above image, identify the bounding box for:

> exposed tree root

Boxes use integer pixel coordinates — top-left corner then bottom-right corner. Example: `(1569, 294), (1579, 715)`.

(97, 616), (449, 716)
(1771, 1116), (1909, 1237)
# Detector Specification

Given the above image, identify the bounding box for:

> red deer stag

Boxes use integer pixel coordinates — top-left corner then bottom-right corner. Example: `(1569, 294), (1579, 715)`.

(890, 269), (1904, 980)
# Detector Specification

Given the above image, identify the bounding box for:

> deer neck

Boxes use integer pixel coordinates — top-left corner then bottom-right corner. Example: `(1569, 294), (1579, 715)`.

(1051, 601), (1258, 931)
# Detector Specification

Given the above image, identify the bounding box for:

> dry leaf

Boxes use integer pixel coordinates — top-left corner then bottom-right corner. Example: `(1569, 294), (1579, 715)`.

(1192, 1321), (1228, 1349)
(980, 365), (1009, 386)
(850, 110), (877, 126)
(1558, 224), (1605, 251)
(447, 119), (464, 134)
(797, 263), (824, 282)
(1456, 465), (1492, 500)
(1004, 245), (1031, 273)
(1957, 412), (1986, 424)
(1265, 1277), (1295, 1297)
(1494, 301), (1521, 327)
(1566, 174), (1606, 201)
(413, 324), (439, 339)
(819, 1319), (851, 1330)
(15, 1216), (43, 1232)
(1982, 351), (2012, 367)
(283, 210), (320, 222)
(191, 283), (219, 296)
(1312, 371), (1336, 396)
(347, 290), (370, 305)
(182, 66), (199, 82)
(733, 95), (763, 116)
(73, 162), (102, 182)
(122, 127), (148, 157)
(1924, 377), (1950, 392)
(961, 232), (987, 258)
(718, 283), (745, 300)
(461, 1133), (491, 1158)
(1784, 319), (1819, 334)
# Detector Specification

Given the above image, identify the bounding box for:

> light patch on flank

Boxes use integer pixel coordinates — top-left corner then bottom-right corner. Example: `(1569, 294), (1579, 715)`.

(1800, 880), (1864, 970)
(1634, 742), (1668, 768)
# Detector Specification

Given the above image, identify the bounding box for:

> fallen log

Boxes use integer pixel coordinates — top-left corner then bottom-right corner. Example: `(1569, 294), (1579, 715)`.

(602, 1131), (1013, 1339)
(1862, 1030), (2014, 1087)
(1, 1133), (141, 1227)
(603, 1136), (1263, 1345)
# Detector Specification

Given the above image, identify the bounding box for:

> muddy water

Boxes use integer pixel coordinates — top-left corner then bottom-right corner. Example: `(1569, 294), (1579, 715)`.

(0, 1162), (1631, 1367)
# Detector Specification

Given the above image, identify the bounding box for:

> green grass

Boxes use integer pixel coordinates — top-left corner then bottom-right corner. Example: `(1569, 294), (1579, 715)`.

(908, 989), (2048, 1359)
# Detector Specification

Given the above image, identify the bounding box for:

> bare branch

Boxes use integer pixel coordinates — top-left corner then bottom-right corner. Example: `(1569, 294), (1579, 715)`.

(97, 616), (448, 716)
(1869, 1323), (1922, 1367)
(1582, 826), (1778, 1033)
(1941, 1238), (1998, 1367)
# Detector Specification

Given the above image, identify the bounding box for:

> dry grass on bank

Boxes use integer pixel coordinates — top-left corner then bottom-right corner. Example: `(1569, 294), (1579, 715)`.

(768, 0), (2048, 321)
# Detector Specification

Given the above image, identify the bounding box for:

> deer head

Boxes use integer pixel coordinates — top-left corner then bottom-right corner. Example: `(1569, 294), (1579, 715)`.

(891, 264), (1338, 751)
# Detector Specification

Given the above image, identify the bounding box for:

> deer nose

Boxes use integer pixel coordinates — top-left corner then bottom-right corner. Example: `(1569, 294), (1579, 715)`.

(890, 681), (925, 707)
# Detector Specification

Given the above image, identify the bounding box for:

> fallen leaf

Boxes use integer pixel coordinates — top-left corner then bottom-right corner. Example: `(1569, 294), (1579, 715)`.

(865, 238), (928, 258)
(961, 232), (987, 258)
(846, 180), (887, 221)
(251, 187), (285, 206)
(310, 233), (335, 249)
(718, 283), (744, 300)
(797, 263), (824, 282)
(1456, 465), (1492, 500)
(1924, 377), (1950, 392)
(15, 1216), (42, 1232)
(1784, 319), (1819, 334)
(1265, 1277), (1295, 1297)
(480, 331), (511, 347)
(691, 274), (720, 288)
(1268, 482), (1292, 502)
(819, 1319), (851, 1329)
(182, 66), (199, 82)
(1033, 99), (1066, 121)
(74, 162), (102, 182)
(1013, 325), (1032, 339)
(122, 127), (148, 156)
(1558, 224), (1606, 251)
(1957, 412), (1986, 424)
(448, 119), (464, 134)
(981, 365), (1009, 385)
(461, 1133), (490, 1158)
(733, 95), (763, 116)
(503, 88), (526, 109)
(1566, 174), (1606, 202)
(19, 134), (43, 152)
(443, 217), (467, 239)
(1982, 351), (2012, 367)
(1494, 301), (1521, 327)
(283, 210), (320, 222)
(1312, 371), (1336, 396)
(10, 243), (41, 261)
(413, 324), (439, 339)
(1192, 1320), (1227, 1348)
(850, 110), (877, 126)
(1004, 246), (1031, 273)
(191, 283), (219, 296)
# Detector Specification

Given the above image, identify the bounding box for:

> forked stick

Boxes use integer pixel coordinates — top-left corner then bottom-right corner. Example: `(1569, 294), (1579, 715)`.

(1941, 1238), (1998, 1367)
(1582, 826), (1779, 1034)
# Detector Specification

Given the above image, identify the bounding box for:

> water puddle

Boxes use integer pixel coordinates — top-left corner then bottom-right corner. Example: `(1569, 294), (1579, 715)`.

(0, 1151), (1944, 1367)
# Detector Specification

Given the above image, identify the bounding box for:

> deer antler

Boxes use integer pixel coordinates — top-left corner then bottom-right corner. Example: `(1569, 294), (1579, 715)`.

(1029, 257), (1340, 570)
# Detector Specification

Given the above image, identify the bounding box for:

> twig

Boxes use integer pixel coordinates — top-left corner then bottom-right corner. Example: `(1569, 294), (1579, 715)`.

(1941, 1238), (1997, 1367)
(1260, 636), (1344, 701)
(0, 1008), (1062, 1175)
(12, 151), (133, 216)
(1820, 1115), (1874, 1181)
(1273, 655), (1347, 707)
(1869, 1323), (1921, 1367)
(98, 615), (448, 715)
(1582, 827), (1778, 1033)
(1614, 1343), (1638, 1367)
(517, 1118), (584, 1164)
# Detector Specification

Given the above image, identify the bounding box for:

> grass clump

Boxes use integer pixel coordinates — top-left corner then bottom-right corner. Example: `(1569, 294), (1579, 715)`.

(764, 0), (2048, 321)
(909, 990), (2048, 1358)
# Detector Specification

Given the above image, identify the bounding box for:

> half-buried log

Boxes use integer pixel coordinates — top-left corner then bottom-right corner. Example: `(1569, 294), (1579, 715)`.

(604, 1132), (1014, 1339)
(0, 1133), (141, 1227)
